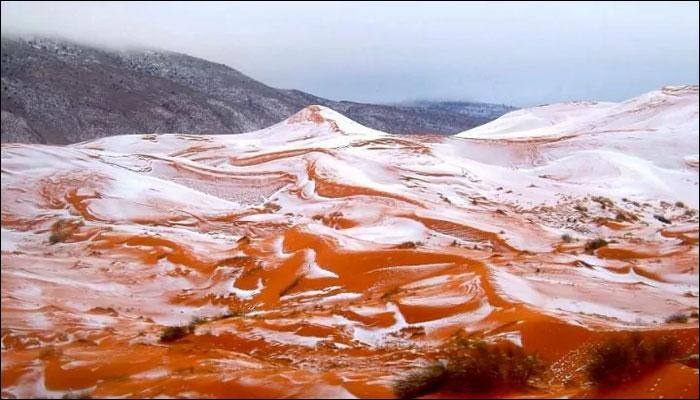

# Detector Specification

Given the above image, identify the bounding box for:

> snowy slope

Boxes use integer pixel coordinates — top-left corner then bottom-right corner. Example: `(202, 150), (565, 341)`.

(456, 85), (698, 140)
(1, 86), (698, 399)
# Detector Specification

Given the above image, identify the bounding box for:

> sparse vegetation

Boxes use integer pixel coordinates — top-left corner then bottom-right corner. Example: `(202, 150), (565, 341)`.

(159, 325), (194, 343)
(397, 241), (421, 249)
(161, 310), (246, 343)
(691, 311), (699, 318)
(190, 316), (209, 326)
(586, 333), (679, 387)
(653, 214), (671, 224)
(394, 362), (447, 399)
(675, 201), (686, 208)
(393, 338), (543, 398)
(574, 204), (588, 212)
(61, 391), (91, 399)
(585, 238), (608, 253)
(615, 210), (637, 222)
(665, 313), (689, 324)
(49, 218), (83, 244)
(591, 196), (614, 209)
(220, 308), (246, 319)
(561, 234), (573, 243)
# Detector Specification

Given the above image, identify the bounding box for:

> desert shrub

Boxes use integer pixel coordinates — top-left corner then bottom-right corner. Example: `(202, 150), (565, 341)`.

(49, 219), (73, 244)
(615, 211), (638, 222)
(574, 204), (588, 212)
(397, 241), (421, 249)
(219, 309), (245, 319)
(190, 316), (209, 325)
(653, 214), (671, 224)
(586, 333), (679, 387)
(585, 238), (608, 253)
(61, 391), (91, 399)
(592, 196), (614, 209)
(159, 325), (194, 343)
(561, 234), (573, 243)
(665, 313), (689, 323)
(393, 362), (447, 399)
(61, 392), (90, 399)
(675, 201), (686, 208)
(49, 218), (83, 244)
(393, 339), (542, 398)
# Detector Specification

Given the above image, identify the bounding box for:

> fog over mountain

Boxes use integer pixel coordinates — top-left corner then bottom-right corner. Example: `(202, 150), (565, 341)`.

(1, 2), (697, 105)
(1, 36), (515, 144)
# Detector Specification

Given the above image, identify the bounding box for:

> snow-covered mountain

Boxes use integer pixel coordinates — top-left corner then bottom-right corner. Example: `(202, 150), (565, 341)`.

(1, 36), (514, 144)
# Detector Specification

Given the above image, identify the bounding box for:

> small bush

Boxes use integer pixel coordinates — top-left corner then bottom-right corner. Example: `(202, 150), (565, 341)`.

(561, 234), (573, 243)
(653, 214), (671, 224)
(159, 325), (194, 343)
(585, 238), (608, 253)
(62, 392), (91, 399)
(393, 338), (542, 398)
(586, 333), (679, 387)
(220, 309), (245, 319)
(665, 313), (689, 323)
(393, 362), (447, 399)
(574, 204), (588, 212)
(190, 316), (209, 325)
(690, 311), (699, 318)
(49, 218), (83, 244)
(675, 201), (686, 208)
(592, 196), (614, 209)
(615, 211), (638, 222)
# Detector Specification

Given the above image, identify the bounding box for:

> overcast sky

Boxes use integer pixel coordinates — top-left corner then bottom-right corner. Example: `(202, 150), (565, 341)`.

(2, 1), (698, 106)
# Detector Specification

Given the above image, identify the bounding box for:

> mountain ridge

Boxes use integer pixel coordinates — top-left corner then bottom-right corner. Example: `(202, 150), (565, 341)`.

(1, 36), (515, 144)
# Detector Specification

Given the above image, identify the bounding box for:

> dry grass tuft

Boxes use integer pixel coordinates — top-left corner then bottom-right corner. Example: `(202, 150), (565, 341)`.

(393, 338), (542, 398)
(159, 325), (194, 343)
(49, 218), (84, 244)
(585, 238), (608, 253)
(586, 333), (680, 387)
(665, 313), (689, 324)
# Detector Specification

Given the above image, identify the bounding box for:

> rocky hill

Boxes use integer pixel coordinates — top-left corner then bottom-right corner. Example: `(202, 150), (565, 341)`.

(1, 37), (515, 144)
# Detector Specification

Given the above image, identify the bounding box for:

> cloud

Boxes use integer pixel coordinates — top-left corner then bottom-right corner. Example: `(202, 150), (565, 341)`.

(2, 1), (698, 106)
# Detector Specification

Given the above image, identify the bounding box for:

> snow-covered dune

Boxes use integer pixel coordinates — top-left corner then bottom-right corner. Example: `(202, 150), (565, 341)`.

(456, 85), (698, 140)
(1, 88), (698, 399)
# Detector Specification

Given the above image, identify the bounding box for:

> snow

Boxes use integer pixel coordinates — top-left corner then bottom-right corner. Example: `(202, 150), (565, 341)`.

(338, 217), (428, 245)
(1, 84), (697, 371)
(230, 278), (263, 300)
(302, 250), (339, 279)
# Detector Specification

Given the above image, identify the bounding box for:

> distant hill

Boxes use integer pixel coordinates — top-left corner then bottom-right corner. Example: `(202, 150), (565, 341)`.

(1, 36), (515, 144)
